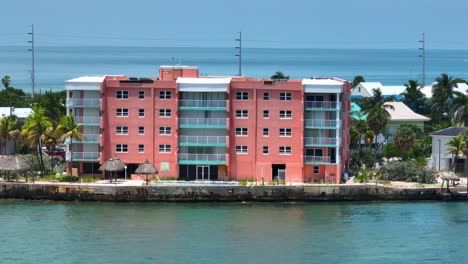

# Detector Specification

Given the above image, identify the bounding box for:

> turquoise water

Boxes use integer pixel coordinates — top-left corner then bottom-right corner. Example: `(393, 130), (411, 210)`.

(0, 200), (467, 263)
(1, 46), (468, 92)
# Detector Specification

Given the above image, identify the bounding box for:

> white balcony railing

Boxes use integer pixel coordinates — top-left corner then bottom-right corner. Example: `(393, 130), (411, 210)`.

(179, 100), (226, 108)
(304, 101), (339, 109)
(304, 156), (331, 163)
(304, 119), (339, 128)
(179, 135), (226, 145)
(74, 116), (100, 124)
(79, 134), (100, 142)
(67, 99), (100, 107)
(178, 153), (226, 162)
(304, 137), (339, 145)
(179, 118), (227, 126)
(66, 152), (99, 161)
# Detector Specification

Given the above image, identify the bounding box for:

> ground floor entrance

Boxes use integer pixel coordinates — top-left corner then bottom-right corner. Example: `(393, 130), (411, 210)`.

(272, 164), (286, 181)
(179, 165), (219, 181)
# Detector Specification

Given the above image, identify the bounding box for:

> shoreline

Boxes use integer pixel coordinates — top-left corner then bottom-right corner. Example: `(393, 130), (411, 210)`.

(0, 181), (466, 202)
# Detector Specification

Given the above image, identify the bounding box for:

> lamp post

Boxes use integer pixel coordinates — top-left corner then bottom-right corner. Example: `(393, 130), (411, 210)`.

(124, 165), (127, 181)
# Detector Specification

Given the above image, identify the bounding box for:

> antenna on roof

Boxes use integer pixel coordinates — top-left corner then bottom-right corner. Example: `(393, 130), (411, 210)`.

(418, 32), (426, 87)
(235, 31), (242, 76)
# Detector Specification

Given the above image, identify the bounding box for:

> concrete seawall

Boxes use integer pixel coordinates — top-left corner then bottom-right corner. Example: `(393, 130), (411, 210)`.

(1, 182), (466, 202)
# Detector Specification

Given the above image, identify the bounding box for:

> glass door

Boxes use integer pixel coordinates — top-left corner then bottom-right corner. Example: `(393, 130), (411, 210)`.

(196, 165), (210, 180)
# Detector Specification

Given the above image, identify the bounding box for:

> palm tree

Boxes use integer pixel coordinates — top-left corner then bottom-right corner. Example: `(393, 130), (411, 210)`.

(270, 71), (289, 80)
(431, 73), (463, 123)
(401, 80), (426, 114)
(44, 125), (65, 171)
(393, 127), (416, 160)
(0, 117), (19, 155)
(21, 105), (52, 175)
(451, 91), (468, 126)
(1, 75), (11, 89)
(57, 114), (84, 177)
(447, 134), (464, 172)
(38, 90), (66, 124)
(352, 75), (365, 88)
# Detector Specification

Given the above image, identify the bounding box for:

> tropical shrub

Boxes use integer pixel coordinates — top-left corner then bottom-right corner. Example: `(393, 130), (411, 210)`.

(379, 161), (436, 183)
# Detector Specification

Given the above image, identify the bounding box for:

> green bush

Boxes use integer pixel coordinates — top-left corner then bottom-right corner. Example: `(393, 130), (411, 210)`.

(379, 161), (436, 183)
(59, 176), (79, 182)
(383, 143), (399, 158)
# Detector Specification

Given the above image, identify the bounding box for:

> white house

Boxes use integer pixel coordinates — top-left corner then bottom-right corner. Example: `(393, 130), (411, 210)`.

(430, 127), (467, 171)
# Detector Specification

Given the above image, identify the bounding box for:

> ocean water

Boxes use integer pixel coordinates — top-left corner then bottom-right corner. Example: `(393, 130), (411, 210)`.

(1, 46), (467, 93)
(0, 200), (467, 264)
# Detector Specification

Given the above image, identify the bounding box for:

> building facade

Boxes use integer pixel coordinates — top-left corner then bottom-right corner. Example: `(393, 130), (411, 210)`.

(65, 66), (351, 183)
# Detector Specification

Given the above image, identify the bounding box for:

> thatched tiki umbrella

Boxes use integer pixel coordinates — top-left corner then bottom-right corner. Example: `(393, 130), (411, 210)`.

(99, 157), (126, 183)
(135, 159), (158, 185)
(0, 155), (30, 182)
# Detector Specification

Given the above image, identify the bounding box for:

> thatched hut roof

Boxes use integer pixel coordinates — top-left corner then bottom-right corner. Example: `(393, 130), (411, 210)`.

(135, 159), (158, 174)
(99, 157), (126, 172)
(0, 155), (30, 172)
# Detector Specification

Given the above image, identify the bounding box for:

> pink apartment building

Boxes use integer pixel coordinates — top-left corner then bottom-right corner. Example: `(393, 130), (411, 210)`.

(65, 66), (350, 183)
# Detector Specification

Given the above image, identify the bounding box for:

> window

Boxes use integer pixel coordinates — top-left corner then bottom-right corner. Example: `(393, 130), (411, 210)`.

(262, 146), (269, 154)
(236, 145), (248, 154)
(116, 144), (128, 153)
(159, 126), (171, 135)
(138, 91), (145, 99)
(116, 90), (128, 99)
(313, 166), (320, 174)
(236, 110), (248, 118)
(159, 144), (171, 153)
(236, 92), (248, 100)
(116, 108), (128, 117)
(159, 109), (171, 117)
(159, 91), (172, 99)
(263, 92), (270, 100)
(263, 128), (269, 136)
(279, 128), (292, 136)
(263, 110), (269, 118)
(279, 146), (292, 155)
(139, 109), (145, 117)
(138, 144), (145, 153)
(138, 126), (145, 135)
(280, 92), (292, 101)
(236, 128), (248, 136)
(306, 148), (324, 157)
(279, 110), (292, 119)
(116, 126), (128, 135)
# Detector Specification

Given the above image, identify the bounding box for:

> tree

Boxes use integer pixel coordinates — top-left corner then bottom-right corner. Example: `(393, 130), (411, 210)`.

(57, 114), (84, 177)
(352, 75), (365, 88)
(1, 75), (11, 89)
(38, 90), (66, 124)
(451, 91), (468, 126)
(44, 124), (64, 171)
(21, 105), (52, 175)
(446, 134), (464, 172)
(0, 117), (19, 155)
(270, 71), (289, 80)
(393, 127), (416, 160)
(401, 80), (427, 114)
(431, 73), (463, 123)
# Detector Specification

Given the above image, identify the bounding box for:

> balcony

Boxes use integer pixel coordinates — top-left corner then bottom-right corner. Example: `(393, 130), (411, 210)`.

(304, 137), (340, 146)
(67, 99), (100, 108)
(179, 100), (226, 111)
(179, 118), (227, 129)
(66, 151), (99, 162)
(304, 156), (335, 164)
(68, 134), (100, 144)
(179, 135), (226, 146)
(304, 119), (340, 129)
(74, 116), (100, 126)
(178, 153), (226, 165)
(304, 101), (340, 111)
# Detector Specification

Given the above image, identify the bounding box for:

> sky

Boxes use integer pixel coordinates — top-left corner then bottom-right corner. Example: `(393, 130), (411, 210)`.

(0, 0), (467, 49)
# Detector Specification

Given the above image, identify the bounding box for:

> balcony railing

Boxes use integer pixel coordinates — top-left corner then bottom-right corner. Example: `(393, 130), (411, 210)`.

(179, 100), (226, 108)
(66, 151), (99, 161)
(304, 156), (332, 163)
(67, 99), (100, 107)
(75, 134), (100, 143)
(178, 153), (226, 162)
(74, 116), (100, 125)
(304, 137), (339, 145)
(304, 119), (339, 128)
(179, 135), (226, 145)
(179, 118), (227, 127)
(304, 101), (339, 109)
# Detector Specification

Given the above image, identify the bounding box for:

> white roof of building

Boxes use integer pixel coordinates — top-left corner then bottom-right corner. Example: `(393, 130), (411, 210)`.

(301, 79), (344, 86)
(384, 102), (430, 122)
(160, 65), (198, 70)
(176, 77), (231, 84)
(65, 76), (106, 91)
(65, 76), (106, 84)
(302, 78), (344, 93)
(177, 77), (231, 92)
(0, 107), (32, 119)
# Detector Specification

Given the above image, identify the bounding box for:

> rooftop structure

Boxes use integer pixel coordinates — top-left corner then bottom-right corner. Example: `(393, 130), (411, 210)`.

(352, 82), (468, 99)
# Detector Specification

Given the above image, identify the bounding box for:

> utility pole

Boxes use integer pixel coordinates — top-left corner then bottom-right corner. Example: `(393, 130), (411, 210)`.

(235, 31), (242, 76)
(419, 32), (426, 87)
(28, 24), (35, 98)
